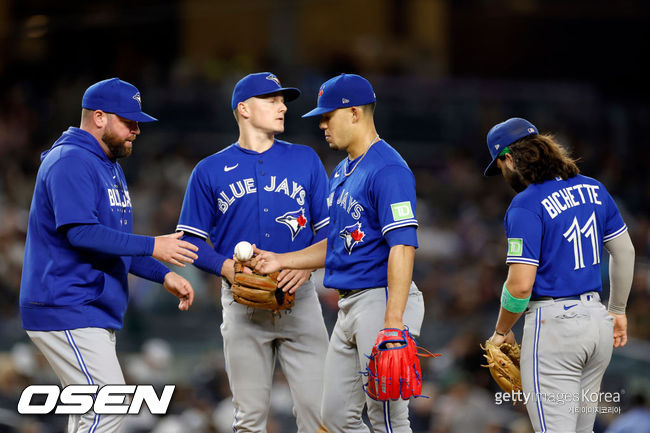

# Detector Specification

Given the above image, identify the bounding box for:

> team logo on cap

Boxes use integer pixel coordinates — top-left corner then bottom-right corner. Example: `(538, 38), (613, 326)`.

(318, 88), (324, 99)
(275, 208), (308, 241)
(133, 93), (142, 107)
(528, 127), (535, 133)
(342, 98), (349, 104)
(339, 222), (365, 254)
(266, 74), (281, 87)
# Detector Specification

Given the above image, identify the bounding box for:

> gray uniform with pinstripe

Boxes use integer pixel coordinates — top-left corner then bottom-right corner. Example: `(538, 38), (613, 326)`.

(27, 328), (126, 433)
(521, 292), (613, 433)
(321, 284), (425, 433)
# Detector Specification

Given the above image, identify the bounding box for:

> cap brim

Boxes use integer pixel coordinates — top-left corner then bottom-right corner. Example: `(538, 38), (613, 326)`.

(483, 158), (500, 176)
(255, 87), (301, 102)
(117, 111), (158, 122)
(301, 106), (337, 118)
(279, 87), (301, 102)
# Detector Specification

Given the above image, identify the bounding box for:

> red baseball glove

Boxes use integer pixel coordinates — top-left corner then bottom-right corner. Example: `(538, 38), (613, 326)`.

(364, 328), (440, 400)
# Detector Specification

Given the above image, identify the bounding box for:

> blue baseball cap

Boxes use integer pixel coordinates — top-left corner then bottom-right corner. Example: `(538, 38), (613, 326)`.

(231, 72), (301, 110)
(484, 117), (538, 176)
(302, 73), (376, 118)
(82, 78), (157, 122)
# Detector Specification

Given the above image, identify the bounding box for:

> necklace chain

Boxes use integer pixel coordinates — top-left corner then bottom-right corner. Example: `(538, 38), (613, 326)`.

(344, 134), (379, 177)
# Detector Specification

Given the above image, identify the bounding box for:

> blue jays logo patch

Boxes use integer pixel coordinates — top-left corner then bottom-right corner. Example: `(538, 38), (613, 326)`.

(133, 93), (142, 107)
(339, 222), (365, 254)
(266, 74), (281, 87)
(275, 208), (308, 241)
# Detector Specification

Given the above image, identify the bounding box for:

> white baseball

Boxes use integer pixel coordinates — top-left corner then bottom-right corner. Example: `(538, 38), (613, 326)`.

(234, 241), (254, 261)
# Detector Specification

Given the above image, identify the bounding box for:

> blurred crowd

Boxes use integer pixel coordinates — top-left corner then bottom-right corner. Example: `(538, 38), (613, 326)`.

(1, 62), (649, 432)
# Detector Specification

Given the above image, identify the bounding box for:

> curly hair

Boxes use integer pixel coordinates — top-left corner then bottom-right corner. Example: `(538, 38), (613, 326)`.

(507, 134), (579, 184)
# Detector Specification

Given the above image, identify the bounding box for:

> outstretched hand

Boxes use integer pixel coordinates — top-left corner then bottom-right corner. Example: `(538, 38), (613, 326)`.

(277, 269), (312, 294)
(163, 271), (195, 311)
(153, 231), (199, 267)
(252, 245), (283, 274)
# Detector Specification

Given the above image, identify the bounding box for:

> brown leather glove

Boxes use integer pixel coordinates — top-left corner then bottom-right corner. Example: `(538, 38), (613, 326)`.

(231, 260), (294, 313)
(481, 341), (522, 393)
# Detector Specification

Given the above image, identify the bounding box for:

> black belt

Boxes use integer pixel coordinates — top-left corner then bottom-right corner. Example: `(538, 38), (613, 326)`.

(531, 295), (581, 302)
(337, 288), (370, 299)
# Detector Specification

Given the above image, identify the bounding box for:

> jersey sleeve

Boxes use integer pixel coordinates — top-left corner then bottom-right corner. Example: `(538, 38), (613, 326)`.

(66, 223), (154, 256)
(129, 256), (170, 284)
(601, 188), (627, 242)
(177, 163), (216, 239)
(504, 206), (542, 266)
(182, 234), (228, 277)
(372, 165), (418, 237)
(46, 157), (100, 229)
(384, 225), (418, 248)
(308, 152), (330, 243)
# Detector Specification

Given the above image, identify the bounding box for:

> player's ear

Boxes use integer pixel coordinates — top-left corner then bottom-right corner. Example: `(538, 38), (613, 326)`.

(237, 102), (250, 120)
(93, 110), (108, 128)
(350, 106), (361, 123)
(504, 153), (517, 170)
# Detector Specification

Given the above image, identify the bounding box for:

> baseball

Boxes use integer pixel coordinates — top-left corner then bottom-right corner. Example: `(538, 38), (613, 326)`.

(234, 241), (254, 261)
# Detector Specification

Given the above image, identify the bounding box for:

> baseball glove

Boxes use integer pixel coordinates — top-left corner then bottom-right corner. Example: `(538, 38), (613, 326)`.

(231, 260), (294, 313)
(363, 328), (440, 401)
(481, 341), (522, 394)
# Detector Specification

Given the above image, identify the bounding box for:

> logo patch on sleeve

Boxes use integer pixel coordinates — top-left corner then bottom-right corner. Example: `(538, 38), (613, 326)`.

(507, 238), (523, 256)
(390, 202), (414, 221)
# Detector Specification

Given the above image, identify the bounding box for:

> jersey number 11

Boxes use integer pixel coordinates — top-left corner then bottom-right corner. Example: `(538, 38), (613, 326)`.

(563, 211), (600, 270)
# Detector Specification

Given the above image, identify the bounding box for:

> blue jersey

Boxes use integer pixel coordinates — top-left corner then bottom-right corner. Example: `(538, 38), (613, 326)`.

(324, 140), (418, 290)
(177, 140), (330, 256)
(504, 174), (627, 298)
(20, 127), (134, 331)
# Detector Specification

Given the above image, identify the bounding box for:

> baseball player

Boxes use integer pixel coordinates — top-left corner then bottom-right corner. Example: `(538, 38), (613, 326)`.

(483, 118), (634, 433)
(253, 73), (425, 433)
(175, 72), (330, 432)
(19, 78), (198, 432)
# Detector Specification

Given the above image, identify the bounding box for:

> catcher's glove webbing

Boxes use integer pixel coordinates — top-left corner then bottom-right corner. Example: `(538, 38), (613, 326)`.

(231, 261), (294, 313)
(481, 341), (522, 394)
(363, 328), (440, 401)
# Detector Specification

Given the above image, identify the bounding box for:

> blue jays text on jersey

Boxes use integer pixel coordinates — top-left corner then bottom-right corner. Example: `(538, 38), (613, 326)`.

(108, 185), (132, 210)
(324, 139), (418, 290)
(330, 188), (365, 220)
(504, 174), (626, 298)
(217, 175), (308, 214)
(20, 127), (135, 331)
(176, 140), (330, 258)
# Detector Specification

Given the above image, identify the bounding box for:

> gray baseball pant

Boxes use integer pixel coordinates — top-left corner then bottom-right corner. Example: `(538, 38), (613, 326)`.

(27, 327), (126, 433)
(221, 279), (329, 433)
(321, 282), (425, 433)
(521, 291), (614, 433)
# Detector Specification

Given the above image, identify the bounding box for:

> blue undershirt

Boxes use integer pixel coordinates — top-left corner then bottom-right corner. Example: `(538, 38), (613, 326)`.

(182, 234), (227, 276)
(66, 223), (169, 283)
